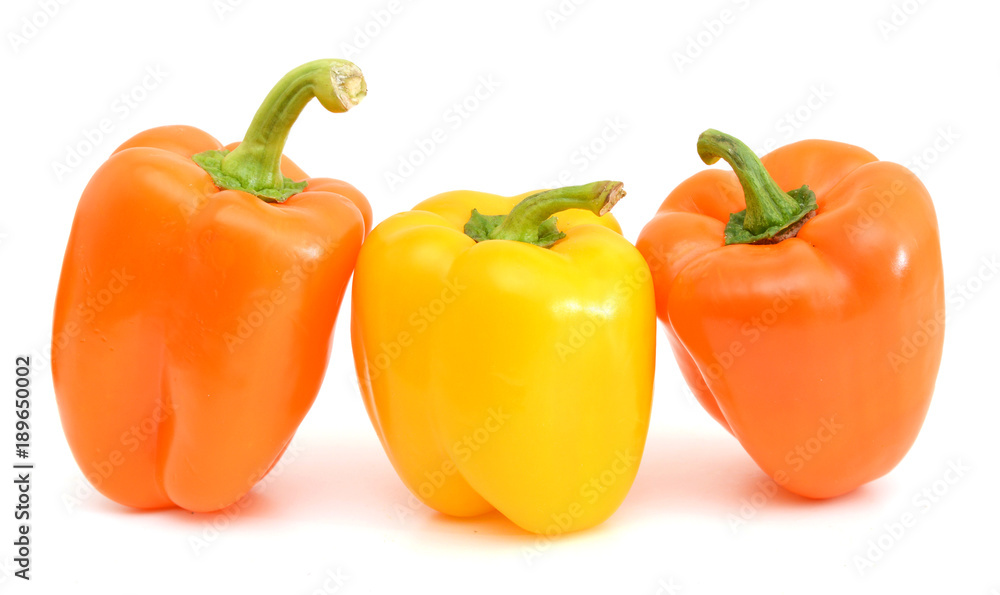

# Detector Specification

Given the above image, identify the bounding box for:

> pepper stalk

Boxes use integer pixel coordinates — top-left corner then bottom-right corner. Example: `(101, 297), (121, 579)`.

(193, 59), (366, 203)
(697, 129), (817, 245)
(464, 181), (624, 248)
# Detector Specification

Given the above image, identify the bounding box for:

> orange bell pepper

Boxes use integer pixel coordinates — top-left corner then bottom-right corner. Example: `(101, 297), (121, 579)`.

(637, 129), (944, 498)
(52, 59), (372, 512)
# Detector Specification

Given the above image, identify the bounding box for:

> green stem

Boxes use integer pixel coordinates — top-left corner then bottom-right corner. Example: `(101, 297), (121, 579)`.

(464, 181), (624, 248)
(697, 129), (817, 245)
(193, 59), (366, 203)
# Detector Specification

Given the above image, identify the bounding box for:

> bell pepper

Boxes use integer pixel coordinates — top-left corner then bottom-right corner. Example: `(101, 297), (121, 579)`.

(351, 182), (655, 533)
(636, 129), (944, 498)
(52, 59), (372, 512)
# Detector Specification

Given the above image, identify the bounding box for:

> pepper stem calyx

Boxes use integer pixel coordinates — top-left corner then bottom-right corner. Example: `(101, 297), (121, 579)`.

(464, 181), (624, 248)
(697, 129), (817, 245)
(193, 59), (366, 203)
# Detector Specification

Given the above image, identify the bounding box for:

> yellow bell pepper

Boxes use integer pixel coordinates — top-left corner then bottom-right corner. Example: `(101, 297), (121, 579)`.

(351, 181), (655, 534)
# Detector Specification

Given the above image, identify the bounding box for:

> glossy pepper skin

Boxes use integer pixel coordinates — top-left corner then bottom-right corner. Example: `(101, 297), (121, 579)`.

(52, 60), (372, 512)
(637, 130), (944, 499)
(352, 182), (655, 533)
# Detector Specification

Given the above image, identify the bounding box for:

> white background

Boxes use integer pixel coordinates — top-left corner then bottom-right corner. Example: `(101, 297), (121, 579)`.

(2, 0), (998, 593)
